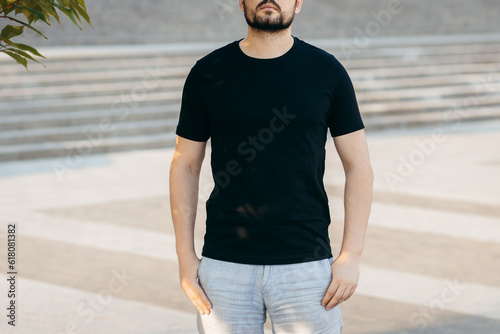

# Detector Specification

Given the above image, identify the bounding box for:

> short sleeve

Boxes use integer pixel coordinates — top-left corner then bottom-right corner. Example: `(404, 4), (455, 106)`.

(327, 60), (365, 137)
(175, 62), (211, 142)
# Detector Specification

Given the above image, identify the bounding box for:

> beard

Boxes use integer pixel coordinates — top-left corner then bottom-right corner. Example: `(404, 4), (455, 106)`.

(243, 0), (296, 32)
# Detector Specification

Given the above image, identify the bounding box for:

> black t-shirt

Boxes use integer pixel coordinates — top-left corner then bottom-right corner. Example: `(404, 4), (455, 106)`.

(175, 35), (364, 265)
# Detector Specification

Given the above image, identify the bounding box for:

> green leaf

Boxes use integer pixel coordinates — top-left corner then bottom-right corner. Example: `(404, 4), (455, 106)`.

(6, 47), (38, 62)
(46, 0), (84, 28)
(0, 40), (44, 61)
(13, 3), (49, 24)
(50, 5), (61, 23)
(0, 25), (23, 39)
(1, 2), (15, 16)
(72, 3), (90, 25)
(5, 50), (45, 69)
(46, 0), (70, 13)
(0, 35), (20, 47)
(3, 50), (28, 70)
(10, 42), (46, 58)
(65, 7), (80, 27)
(68, 4), (82, 24)
(77, 0), (86, 10)
(2, 15), (48, 39)
(32, 0), (61, 24)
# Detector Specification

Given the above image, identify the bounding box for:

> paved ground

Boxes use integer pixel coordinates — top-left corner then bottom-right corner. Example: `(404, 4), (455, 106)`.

(1, 119), (500, 333)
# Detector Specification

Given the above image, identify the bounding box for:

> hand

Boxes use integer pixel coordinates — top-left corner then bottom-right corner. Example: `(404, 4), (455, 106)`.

(321, 252), (360, 310)
(178, 252), (213, 315)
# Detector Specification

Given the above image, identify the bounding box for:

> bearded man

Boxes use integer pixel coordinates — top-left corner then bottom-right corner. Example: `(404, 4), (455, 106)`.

(170, 1), (374, 332)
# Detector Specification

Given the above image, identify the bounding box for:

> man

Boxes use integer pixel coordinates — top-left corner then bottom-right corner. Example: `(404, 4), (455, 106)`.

(169, 0), (374, 332)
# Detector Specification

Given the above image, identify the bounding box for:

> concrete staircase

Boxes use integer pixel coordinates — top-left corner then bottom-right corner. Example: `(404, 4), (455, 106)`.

(24, 0), (500, 46)
(1, 34), (499, 161)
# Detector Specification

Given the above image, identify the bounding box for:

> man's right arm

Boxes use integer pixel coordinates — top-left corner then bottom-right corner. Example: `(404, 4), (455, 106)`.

(169, 134), (212, 315)
(170, 134), (206, 257)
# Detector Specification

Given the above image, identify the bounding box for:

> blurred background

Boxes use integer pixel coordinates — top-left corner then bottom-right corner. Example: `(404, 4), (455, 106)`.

(0, 0), (499, 333)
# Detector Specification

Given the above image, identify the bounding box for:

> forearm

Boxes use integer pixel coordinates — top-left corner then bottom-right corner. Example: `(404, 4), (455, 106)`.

(340, 165), (374, 258)
(170, 162), (201, 259)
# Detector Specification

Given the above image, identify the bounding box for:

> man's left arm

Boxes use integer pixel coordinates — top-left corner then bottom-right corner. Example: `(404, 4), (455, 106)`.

(321, 128), (374, 310)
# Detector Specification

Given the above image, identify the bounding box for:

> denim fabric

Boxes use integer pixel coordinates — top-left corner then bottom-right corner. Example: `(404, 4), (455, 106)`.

(196, 256), (343, 334)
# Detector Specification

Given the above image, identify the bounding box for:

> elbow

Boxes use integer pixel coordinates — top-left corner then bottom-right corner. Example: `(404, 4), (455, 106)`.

(170, 159), (202, 176)
(360, 165), (374, 185)
(367, 165), (374, 183)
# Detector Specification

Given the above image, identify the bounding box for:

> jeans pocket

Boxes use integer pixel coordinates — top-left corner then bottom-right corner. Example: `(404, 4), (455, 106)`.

(318, 258), (332, 282)
(198, 257), (205, 281)
(325, 258), (333, 275)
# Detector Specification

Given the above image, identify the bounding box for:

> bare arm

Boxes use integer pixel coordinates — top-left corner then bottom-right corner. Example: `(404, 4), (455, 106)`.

(335, 128), (374, 258)
(169, 135), (212, 315)
(321, 128), (374, 310)
(170, 135), (206, 257)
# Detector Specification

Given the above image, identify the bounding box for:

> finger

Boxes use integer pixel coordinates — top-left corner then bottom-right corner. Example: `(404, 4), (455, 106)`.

(321, 281), (340, 306)
(326, 285), (347, 310)
(185, 282), (212, 314)
(196, 281), (213, 313)
(338, 285), (353, 303)
(345, 285), (357, 301)
(185, 285), (207, 314)
(195, 287), (213, 314)
(198, 290), (213, 314)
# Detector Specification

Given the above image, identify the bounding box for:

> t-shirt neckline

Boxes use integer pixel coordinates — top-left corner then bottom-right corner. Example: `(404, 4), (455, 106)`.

(235, 35), (298, 61)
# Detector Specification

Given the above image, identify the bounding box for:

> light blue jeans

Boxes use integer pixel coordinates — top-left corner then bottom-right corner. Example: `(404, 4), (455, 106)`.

(196, 256), (343, 334)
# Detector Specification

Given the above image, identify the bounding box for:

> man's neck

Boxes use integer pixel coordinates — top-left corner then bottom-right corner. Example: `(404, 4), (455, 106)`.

(239, 28), (294, 59)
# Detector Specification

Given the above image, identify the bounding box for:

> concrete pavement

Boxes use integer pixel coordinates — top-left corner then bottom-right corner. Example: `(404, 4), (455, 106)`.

(0, 119), (500, 333)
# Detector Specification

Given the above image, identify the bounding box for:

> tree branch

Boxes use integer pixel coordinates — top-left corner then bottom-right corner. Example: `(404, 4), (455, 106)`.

(0, 0), (22, 15)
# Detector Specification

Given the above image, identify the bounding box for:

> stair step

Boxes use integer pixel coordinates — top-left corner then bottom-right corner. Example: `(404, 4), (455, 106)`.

(1, 66), (190, 86)
(365, 107), (500, 131)
(1, 78), (185, 102)
(327, 42), (500, 61)
(0, 133), (177, 162)
(0, 91), (181, 115)
(348, 62), (500, 80)
(0, 55), (200, 76)
(0, 119), (178, 145)
(362, 94), (500, 115)
(0, 104), (179, 130)
(354, 73), (498, 91)
(342, 52), (500, 70)
(357, 83), (500, 103)
(312, 33), (500, 50)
